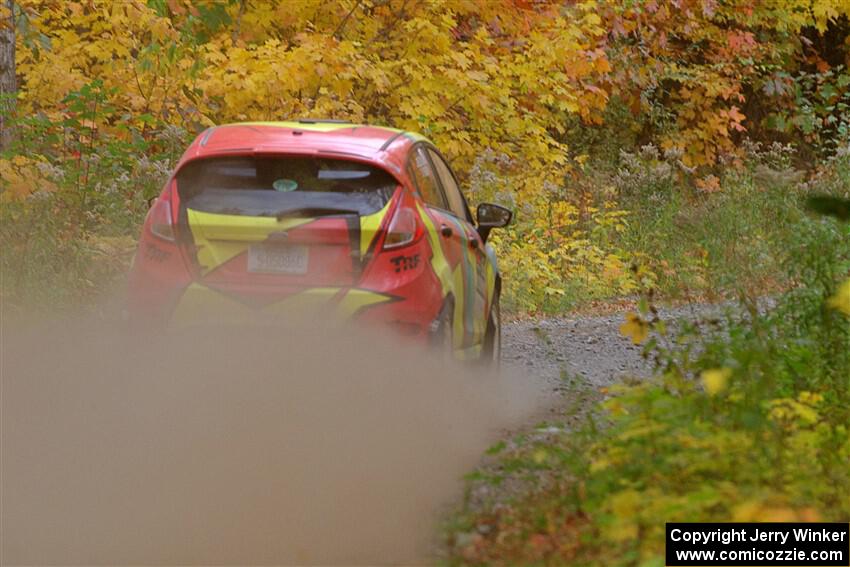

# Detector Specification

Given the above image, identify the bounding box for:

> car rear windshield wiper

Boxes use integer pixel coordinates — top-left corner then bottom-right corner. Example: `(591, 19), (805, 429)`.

(275, 207), (361, 220)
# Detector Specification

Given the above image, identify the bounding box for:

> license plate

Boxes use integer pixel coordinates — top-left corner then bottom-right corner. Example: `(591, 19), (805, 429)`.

(248, 245), (308, 274)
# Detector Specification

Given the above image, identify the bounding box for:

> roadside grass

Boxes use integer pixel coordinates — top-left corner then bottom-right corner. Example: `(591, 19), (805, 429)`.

(0, 89), (184, 311)
(497, 143), (850, 316)
(0, 195), (138, 311)
(443, 193), (850, 565)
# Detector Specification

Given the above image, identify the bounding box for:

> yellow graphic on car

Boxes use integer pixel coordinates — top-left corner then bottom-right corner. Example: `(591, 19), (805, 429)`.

(186, 200), (392, 275)
(187, 209), (314, 274)
(171, 284), (395, 326)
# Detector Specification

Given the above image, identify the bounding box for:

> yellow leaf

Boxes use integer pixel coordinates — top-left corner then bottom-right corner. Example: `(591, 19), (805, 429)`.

(701, 367), (732, 396)
(827, 278), (850, 316)
(619, 312), (648, 345)
(732, 500), (763, 522)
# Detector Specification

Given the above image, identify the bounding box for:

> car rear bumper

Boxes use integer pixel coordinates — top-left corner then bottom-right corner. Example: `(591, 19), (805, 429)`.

(132, 269), (443, 341)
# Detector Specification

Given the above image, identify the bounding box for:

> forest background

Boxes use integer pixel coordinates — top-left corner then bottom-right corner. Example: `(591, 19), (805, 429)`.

(1, 0), (849, 312)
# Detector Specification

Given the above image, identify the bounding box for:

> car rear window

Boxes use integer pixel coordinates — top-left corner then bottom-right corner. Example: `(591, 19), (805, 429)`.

(176, 156), (398, 217)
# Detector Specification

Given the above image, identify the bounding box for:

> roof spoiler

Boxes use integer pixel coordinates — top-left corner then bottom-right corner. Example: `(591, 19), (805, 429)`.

(293, 118), (351, 124)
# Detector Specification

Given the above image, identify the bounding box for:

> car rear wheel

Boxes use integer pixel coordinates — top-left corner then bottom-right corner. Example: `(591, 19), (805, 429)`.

(430, 299), (455, 361)
(482, 295), (501, 368)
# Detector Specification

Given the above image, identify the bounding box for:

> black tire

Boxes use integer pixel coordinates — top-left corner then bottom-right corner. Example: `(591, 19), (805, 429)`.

(430, 298), (455, 360)
(481, 295), (501, 368)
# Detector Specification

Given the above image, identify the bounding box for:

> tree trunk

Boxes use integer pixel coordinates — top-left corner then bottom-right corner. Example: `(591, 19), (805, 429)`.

(0, 0), (16, 151)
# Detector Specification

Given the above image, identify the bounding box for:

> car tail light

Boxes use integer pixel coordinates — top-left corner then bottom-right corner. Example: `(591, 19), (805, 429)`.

(147, 197), (175, 242)
(383, 206), (422, 250)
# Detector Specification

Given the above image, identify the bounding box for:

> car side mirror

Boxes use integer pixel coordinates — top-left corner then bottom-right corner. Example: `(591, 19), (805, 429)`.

(476, 203), (512, 242)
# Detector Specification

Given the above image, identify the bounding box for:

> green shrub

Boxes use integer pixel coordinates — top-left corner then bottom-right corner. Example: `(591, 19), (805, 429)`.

(445, 185), (850, 566)
(0, 81), (188, 309)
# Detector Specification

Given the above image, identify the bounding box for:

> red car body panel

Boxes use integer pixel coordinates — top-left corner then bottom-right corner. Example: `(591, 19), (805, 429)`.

(127, 122), (499, 357)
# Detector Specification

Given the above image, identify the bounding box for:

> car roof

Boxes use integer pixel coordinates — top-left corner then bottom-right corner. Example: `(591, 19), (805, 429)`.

(178, 121), (430, 174)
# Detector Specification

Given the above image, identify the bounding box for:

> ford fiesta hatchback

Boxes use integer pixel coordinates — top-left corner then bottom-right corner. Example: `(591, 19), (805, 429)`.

(127, 120), (512, 362)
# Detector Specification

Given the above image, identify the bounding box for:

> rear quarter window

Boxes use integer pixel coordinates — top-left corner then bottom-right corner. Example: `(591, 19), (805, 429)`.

(408, 146), (448, 210)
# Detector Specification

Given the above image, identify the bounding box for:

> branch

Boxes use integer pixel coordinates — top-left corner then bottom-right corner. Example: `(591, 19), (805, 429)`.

(332, 0), (363, 40)
(231, 0), (245, 44)
(308, 0), (363, 110)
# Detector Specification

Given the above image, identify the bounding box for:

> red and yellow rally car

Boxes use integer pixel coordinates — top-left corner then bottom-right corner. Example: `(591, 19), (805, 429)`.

(127, 120), (512, 362)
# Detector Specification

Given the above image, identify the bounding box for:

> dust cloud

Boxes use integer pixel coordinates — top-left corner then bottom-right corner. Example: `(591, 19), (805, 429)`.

(1, 311), (545, 565)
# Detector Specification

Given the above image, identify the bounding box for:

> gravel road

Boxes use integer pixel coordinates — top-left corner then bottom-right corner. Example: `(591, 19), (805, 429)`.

(500, 302), (733, 392)
(502, 314), (651, 388)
